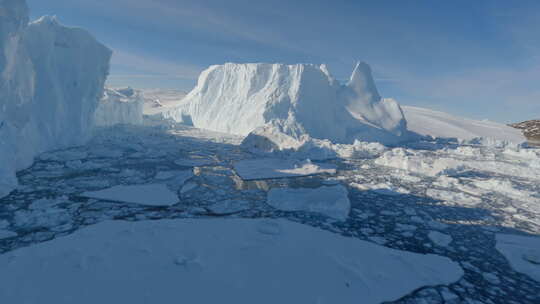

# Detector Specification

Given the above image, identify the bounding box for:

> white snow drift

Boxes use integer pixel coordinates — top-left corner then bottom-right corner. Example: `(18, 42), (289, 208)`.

(402, 106), (525, 143)
(0, 0), (111, 198)
(166, 62), (410, 149)
(0, 218), (463, 304)
(94, 87), (144, 126)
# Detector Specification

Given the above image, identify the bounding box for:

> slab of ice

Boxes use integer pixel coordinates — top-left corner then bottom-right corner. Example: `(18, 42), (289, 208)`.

(0, 230), (17, 240)
(428, 231), (453, 247)
(350, 182), (410, 196)
(81, 184), (179, 206)
(208, 200), (251, 214)
(0, 219), (463, 304)
(426, 189), (482, 206)
(267, 185), (350, 221)
(174, 158), (215, 167)
(375, 148), (464, 177)
(496, 234), (540, 282)
(234, 158), (336, 180)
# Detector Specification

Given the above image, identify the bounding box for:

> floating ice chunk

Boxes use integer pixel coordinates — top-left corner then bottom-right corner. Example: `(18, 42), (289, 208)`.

(375, 148), (464, 177)
(426, 189), (481, 206)
(350, 182), (409, 196)
(0, 219), (463, 304)
(81, 184), (179, 206)
(234, 158), (336, 180)
(267, 185), (350, 221)
(428, 231), (453, 247)
(496, 234), (540, 282)
(154, 170), (194, 184)
(174, 158), (215, 167)
(208, 200), (251, 215)
(0, 230), (17, 239)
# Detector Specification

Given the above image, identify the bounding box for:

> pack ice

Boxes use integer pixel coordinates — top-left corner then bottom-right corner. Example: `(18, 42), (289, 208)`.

(0, 1), (111, 198)
(166, 62), (410, 149)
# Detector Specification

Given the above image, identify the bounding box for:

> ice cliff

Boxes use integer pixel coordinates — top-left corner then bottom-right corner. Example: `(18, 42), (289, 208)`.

(166, 62), (409, 149)
(95, 87), (144, 126)
(0, 0), (111, 197)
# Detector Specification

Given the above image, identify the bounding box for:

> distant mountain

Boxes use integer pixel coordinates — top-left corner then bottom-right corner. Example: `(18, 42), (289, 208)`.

(509, 120), (540, 145)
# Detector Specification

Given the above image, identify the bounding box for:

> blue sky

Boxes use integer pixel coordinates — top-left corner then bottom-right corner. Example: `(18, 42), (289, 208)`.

(27, 0), (540, 122)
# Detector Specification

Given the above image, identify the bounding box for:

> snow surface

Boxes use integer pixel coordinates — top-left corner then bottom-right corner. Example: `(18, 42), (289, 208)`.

(0, 218), (463, 304)
(165, 62), (410, 148)
(0, 1), (111, 198)
(234, 158), (336, 180)
(403, 106), (526, 143)
(496, 234), (540, 282)
(267, 185), (351, 221)
(81, 184), (179, 206)
(94, 87), (144, 126)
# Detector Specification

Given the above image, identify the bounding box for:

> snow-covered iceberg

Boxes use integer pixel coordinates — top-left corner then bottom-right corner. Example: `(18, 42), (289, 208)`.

(166, 62), (410, 149)
(0, 0), (111, 198)
(94, 87), (144, 126)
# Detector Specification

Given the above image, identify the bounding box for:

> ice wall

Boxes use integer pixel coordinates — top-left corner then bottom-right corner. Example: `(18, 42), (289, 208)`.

(166, 62), (409, 148)
(95, 88), (144, 126)
(0, 0), (111, 197)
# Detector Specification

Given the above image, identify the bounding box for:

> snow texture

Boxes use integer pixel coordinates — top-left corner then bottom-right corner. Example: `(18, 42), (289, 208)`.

(403, 106), (526, 143)
(496, 234), (540, 282)
(166, 62), (410, 148)
(234, 158), (336, 180)
(94, 87), (144, 126)
(0, 218), (463, 304)
(0, 1), (111, 198)
(267, 185), (351, 221)
(81, 184), (179, 206)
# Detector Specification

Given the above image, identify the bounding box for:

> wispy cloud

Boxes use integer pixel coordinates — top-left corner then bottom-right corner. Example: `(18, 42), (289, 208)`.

(110, 49), (203, 80)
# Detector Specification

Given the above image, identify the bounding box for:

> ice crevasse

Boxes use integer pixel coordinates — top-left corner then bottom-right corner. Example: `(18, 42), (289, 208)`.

(165, 62), (411, 150)
(0, 0), (111, 198)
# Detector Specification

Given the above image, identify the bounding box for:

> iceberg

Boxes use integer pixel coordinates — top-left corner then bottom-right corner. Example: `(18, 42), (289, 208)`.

(0, 0), (111, 198)
(94, 87), (144, 126)
(166, 62), (410, 149)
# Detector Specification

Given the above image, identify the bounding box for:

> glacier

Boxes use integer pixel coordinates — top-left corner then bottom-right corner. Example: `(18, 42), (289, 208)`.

(165, 62), (410, 149)
(402, 105), (526, 143)
(0, 0), (111, 198)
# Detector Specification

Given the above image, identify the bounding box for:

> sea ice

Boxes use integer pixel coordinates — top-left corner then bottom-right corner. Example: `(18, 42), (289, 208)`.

(267, 185), (350, 221)
(496, 234), (540, 282)
(0, 219), (463, 304)
(234, 158), (336, 180)
(81, 184), (179, 206)
(428, 231), (453, 247)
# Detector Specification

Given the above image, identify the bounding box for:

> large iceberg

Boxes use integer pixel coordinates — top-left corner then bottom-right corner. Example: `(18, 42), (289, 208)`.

(94, 87), (144, 126)
(166, 62), (410, 149)
(0, 0), (111, 197)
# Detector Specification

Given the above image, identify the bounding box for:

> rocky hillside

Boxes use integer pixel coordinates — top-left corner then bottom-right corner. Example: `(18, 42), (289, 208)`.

(510, 120), (540, 144)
